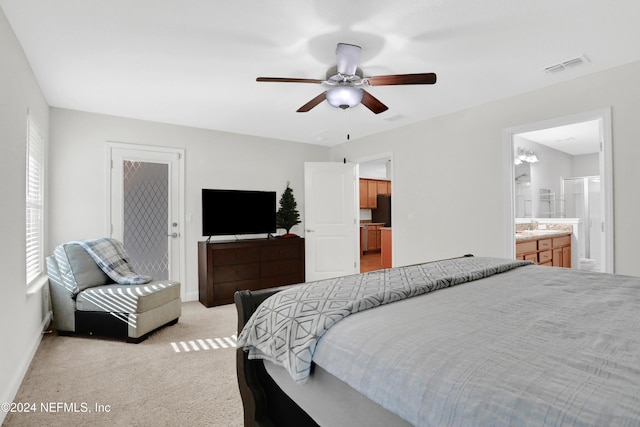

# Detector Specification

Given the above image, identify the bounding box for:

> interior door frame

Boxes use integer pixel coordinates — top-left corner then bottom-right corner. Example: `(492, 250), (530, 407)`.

(502, 107), (614, 273)
(106, 142), (186, 296)
(354, 152), (394, 268)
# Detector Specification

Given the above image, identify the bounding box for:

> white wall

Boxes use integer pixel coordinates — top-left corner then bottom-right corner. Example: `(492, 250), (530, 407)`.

(49, 108), (330, 300)
(331, 60), (640, 276)
(0, 8), (50, 422)
(573, 153), (599, 177)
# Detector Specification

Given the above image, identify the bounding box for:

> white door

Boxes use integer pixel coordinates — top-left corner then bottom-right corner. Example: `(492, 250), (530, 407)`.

(110, 144), (184, 285)
(304, 162), (358, 281)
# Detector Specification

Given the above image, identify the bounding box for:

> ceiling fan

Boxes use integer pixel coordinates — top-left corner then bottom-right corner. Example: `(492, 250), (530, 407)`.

(256, 43), (437, 114)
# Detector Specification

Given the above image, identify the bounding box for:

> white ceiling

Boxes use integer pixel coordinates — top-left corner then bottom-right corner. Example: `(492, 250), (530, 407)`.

(518, 120), (601, 156)
(2, 1), (640, 147)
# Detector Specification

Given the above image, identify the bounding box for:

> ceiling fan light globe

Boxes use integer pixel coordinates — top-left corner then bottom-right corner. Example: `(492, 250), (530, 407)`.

(326, 86), (363, 109)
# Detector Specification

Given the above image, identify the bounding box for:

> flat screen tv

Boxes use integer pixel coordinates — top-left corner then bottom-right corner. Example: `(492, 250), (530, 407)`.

(202, 189), (277, 237)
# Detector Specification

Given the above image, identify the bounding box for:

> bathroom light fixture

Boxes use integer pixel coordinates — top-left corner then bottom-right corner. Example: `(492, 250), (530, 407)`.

(325, 84), (364, 109)
(514, 147), (539, 164)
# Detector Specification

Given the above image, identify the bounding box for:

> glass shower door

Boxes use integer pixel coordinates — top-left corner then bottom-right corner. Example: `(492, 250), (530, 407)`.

(586, 177), (601, 269)
(561, 176), (602, 272)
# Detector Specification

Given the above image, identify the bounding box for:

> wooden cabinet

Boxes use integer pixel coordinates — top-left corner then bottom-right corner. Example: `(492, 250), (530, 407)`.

(381, 228), (392, 268)
(516, 233), (571, 268)
(198, 238), (305, 307)
(367, 224), (382, 252)
(367, 180), (378, 209)
(383, 181), (392, 195)
(563, 247), (571, 267)
(361, 223), (383, 253)
(359, 180), (368, 208)
(552, 235), (571, 268)
(377, 180), (389, 196)
(359, 178), (391, 209)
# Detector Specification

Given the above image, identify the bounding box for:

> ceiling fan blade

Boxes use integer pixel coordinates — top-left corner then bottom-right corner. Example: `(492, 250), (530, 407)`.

(297, 92), (327, 112)
(361, 90), (389, 114)
(336, 43), (361, 76)
(257, 77), (324, 84)
(366, 73), (437, 86)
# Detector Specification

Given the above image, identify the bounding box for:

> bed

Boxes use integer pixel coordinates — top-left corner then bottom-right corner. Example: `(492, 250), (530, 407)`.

(235, 255), (640, 426)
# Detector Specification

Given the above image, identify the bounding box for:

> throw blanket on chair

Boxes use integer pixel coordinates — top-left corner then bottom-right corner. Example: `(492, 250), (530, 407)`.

(237, 256), (532, 383)
(74, 238), (152, 285)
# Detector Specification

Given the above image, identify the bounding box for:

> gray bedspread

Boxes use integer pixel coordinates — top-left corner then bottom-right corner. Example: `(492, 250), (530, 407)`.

(312, 264), (640, 426)
(237, 256), (529, 383)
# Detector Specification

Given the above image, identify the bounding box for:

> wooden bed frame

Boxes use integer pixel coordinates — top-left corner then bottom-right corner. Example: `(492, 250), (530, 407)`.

(235, 286), (319, 427)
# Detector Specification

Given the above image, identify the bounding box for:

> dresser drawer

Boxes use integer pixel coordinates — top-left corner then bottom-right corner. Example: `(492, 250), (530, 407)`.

(553, 235), (571, 248)
(261, 259), (302, 278)
(538, 250), (553, 264)
(212, 247), (259, 266)
(538, 239), (552, 250)
(212, 262), (260, 283)
(261, 243), (301, 262)
(516, 240), (537, 256)
(213, 279), (261, 304)
(261, 273), (303, 289)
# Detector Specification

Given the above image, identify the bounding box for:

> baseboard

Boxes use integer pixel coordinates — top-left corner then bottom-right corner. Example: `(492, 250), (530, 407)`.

(0, 311), (52, 425)
(184, 290), (199, 302)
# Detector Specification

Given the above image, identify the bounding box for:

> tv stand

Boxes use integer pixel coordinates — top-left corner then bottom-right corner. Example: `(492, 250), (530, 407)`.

(198, 238), (305, 307)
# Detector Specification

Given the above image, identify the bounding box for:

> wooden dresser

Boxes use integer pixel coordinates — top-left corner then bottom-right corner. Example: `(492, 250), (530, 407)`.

(198, 238), (305, 307)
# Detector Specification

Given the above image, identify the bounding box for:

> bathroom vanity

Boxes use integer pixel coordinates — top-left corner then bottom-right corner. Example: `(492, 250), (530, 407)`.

(516, 231), (571, 268)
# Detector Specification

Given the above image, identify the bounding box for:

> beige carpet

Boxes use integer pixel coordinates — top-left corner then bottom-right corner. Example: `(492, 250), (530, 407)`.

(3, 302), (243, 427)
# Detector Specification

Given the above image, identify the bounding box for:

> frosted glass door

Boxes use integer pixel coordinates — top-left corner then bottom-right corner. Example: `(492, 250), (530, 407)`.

(110, 145), (182, 286)
(123, 161), (169, 279)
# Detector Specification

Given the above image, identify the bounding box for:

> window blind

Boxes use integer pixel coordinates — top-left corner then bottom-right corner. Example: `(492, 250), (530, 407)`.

(26, 115), (44, 285)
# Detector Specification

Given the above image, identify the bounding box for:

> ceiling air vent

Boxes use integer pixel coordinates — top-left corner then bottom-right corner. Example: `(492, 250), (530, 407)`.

(544, 55), (589, 73)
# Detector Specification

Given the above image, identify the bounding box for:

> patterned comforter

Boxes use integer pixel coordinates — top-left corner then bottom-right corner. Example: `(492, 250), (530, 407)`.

(237, 256), (530, 383)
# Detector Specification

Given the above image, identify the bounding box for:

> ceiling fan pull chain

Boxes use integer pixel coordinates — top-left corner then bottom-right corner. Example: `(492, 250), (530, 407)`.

(344, 109), (351, 141)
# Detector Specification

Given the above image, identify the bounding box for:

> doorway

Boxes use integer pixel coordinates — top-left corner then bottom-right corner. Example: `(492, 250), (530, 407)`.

(503, 108), (613, 273)
(109, 143), (186, 294)
(358, 156), (393, 273)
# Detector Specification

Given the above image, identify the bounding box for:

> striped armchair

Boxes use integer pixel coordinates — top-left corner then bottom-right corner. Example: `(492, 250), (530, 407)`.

(46, 240), (181, 343)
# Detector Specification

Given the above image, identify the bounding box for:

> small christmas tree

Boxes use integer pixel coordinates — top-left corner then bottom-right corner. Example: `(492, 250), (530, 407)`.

(276, 183), (301, 237)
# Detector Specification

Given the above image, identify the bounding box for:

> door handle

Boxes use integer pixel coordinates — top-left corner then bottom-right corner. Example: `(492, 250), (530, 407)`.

(305, 229), (315, 233)
(168, 232), (179, 238)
